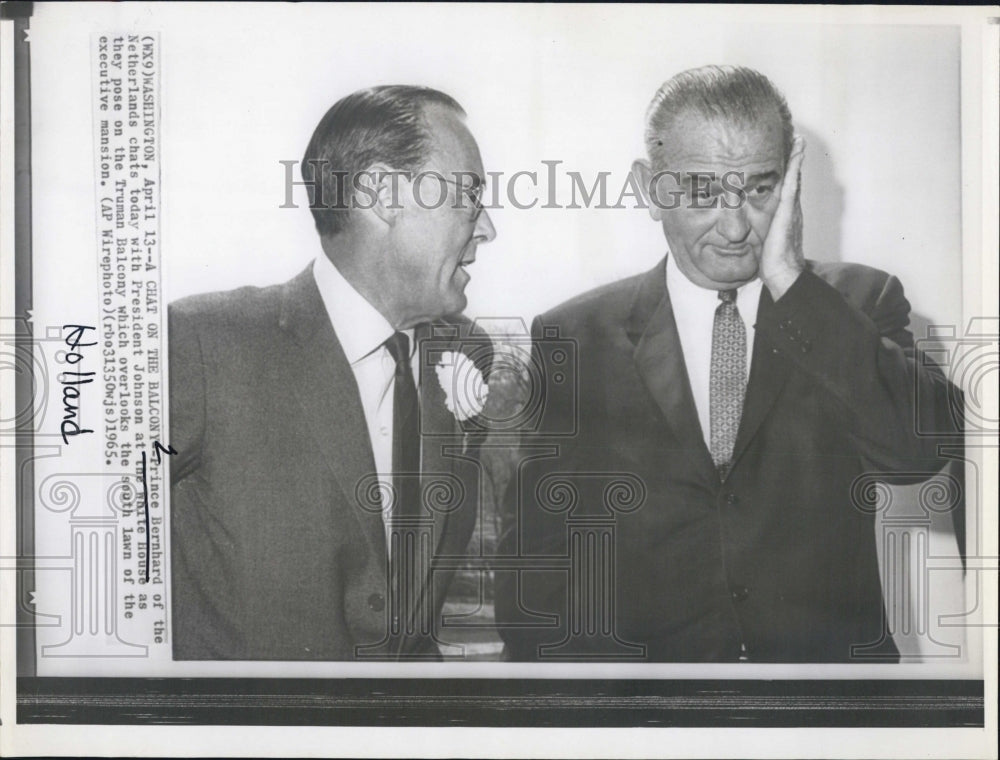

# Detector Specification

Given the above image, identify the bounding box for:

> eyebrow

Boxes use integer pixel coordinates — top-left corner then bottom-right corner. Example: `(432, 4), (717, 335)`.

(677, 170), (781, 191)
(744, 171), (780, 185)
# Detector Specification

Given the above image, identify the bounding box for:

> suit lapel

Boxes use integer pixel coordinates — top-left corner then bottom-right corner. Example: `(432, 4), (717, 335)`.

(402, 322), (473, 652)
(627, 259), (717, 485)
(278, 266), (387, 565)
(415, 321), (465, 559)
(729, 286), (793, 470)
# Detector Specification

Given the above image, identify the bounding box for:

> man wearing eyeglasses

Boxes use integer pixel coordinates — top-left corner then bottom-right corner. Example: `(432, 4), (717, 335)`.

(168, 85), (496, 660)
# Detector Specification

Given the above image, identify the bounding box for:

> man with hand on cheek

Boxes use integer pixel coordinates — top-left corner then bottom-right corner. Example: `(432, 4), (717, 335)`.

(497, 65), (959, 663)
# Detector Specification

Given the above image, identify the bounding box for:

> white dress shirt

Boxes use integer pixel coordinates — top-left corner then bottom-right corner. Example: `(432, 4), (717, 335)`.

(312, 255), (416, 533)
(665, 251), (762, 449)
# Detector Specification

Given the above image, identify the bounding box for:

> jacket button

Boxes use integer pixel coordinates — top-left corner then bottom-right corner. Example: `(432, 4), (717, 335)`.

(801, 339), (812, 353)
(724, 492), (738, 506)
(367, 593), (385, 612)
(731, 585), (749, 602)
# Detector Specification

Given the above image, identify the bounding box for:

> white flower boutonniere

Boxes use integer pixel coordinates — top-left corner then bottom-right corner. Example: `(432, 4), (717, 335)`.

(435, 350), (489, 422)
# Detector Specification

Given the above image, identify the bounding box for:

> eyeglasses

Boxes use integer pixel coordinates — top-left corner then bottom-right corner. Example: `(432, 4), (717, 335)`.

(434, 176), (486, 221)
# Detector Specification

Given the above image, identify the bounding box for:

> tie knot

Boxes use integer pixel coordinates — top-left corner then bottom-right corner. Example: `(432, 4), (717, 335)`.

(384, 331), (411, 366)
(718, 288), (738, 305)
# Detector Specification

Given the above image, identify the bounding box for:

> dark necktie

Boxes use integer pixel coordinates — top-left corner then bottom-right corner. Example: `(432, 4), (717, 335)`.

(709, 289), (746, 477)
(384, 332), (420, 520)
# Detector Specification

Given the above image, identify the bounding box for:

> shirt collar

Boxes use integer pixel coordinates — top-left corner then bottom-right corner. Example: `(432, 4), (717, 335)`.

(312, 254), (397, 365)
(664, 248), (763, 309)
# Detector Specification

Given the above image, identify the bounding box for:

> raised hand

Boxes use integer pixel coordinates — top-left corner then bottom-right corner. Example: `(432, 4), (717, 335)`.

(759, 135), (806, 300)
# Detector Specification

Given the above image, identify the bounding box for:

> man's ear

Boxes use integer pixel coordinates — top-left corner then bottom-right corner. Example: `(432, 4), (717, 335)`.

(631, 159), (663, 222)
(355, 163), (410, 227)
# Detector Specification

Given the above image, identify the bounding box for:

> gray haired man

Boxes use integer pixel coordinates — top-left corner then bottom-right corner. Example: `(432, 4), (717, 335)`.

(497, 65), (960, 663)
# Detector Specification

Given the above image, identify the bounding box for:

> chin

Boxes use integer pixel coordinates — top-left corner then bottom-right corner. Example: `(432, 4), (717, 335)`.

(437, 290), (467, 317)
(451, 292), (468, 315)
(706, 258), (759, 284)
(716, 269), (759, 285)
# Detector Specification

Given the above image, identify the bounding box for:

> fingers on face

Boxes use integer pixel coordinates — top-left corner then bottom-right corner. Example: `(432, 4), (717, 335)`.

(789, 135), (806, 181)
(777, 136), (806, 206)
(790, 138), (806, 254)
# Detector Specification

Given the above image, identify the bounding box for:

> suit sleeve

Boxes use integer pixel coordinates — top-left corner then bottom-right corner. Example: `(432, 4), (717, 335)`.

(754, 269), (961, 471)
(167, 304), (207, 484)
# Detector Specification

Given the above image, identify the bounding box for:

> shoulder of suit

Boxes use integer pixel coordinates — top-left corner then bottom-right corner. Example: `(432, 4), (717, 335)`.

(168, 279), (289, 337)
(807, 259), (902, 311)
(808, 259), (895, 290)
(538, 267), (649, 328)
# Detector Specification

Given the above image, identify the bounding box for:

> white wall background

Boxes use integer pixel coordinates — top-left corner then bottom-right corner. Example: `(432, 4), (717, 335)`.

(31, 4), (963, 335)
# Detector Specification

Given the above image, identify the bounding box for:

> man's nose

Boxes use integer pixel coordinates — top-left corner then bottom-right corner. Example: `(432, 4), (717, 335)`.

(474, 209), (497, 243)
(715, 201), (751, 243)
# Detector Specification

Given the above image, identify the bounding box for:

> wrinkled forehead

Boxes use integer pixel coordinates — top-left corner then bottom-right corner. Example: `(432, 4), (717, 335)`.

(655, 109), (786, 176)
(421, 104), (485, 183)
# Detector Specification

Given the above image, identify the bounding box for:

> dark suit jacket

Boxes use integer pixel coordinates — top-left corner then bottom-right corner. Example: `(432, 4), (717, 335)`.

(496, 257), (960, 663)
(169, 265), (486, 660)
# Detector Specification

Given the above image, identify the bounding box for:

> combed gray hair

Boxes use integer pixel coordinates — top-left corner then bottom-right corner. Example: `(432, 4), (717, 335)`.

(302, 85), (465, 238)
(644, 65), (793, 168)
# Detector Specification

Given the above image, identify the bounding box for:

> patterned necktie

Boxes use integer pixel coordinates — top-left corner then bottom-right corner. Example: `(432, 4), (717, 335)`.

(384, 332), (420, 520)
(709, 289), (746, 477)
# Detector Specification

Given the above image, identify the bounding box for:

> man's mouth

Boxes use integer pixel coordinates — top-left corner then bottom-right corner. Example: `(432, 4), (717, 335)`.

(456, 260), (474, 282)
(711, 245), (752, 257)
